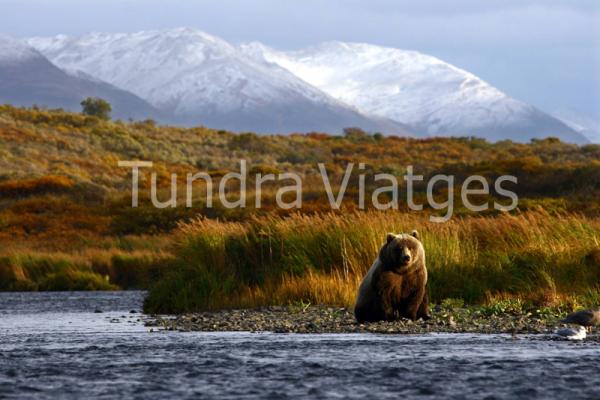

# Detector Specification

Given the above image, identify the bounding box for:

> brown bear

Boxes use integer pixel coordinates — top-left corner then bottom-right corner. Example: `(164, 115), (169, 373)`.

(354, 231), (430, 323)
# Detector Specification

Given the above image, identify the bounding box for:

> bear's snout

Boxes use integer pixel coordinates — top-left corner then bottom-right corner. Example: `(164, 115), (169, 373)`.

(400, 247), (412, 265)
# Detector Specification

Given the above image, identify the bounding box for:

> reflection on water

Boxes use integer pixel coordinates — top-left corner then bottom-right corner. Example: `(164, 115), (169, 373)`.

(0, 292), (599, 399)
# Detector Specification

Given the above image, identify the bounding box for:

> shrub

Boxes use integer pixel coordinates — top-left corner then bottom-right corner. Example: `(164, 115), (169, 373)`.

(343, 127), (369, 141)
(106, 254), (172, 289)
(38, 269), (116, 291)
(80, 97), (112, 120)
(0, 176), (74, 198)
(0, 255), (116, 291)
(249, 164), (282, 176)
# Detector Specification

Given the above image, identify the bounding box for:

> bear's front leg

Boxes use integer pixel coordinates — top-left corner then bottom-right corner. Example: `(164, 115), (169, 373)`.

(373, 270), (400, 321)
(405, 305), (419, 321)
(417, 289), (431, 320)
(404, 288), (425, 321)
(380, 295), (397, 321)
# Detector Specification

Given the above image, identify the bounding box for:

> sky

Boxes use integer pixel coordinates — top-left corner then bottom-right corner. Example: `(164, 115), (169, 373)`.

(1, 0), (599, 120)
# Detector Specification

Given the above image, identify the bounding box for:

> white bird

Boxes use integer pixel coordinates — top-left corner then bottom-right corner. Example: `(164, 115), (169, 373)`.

(555, 326), (587, 341)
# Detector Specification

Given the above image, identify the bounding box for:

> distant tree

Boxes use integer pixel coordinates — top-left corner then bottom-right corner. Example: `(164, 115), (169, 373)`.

(343, 127), (369, 141)
(80, 97), (112, 120)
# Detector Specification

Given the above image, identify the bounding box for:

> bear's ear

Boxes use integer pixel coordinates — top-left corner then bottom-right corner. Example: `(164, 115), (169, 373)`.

(386, 233), (396, 244)
(410, 230), (420, 240)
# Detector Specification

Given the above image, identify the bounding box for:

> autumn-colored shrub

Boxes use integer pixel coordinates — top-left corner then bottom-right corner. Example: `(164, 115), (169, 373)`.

(0, 176), (74, 197)
(249, 164), (282, 175)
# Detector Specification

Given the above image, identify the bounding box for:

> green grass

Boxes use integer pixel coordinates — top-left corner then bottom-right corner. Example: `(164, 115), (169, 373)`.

(0, 251), (172, 291)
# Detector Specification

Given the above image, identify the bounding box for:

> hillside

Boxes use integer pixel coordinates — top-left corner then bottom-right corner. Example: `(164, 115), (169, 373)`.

(1, 104), (600, 245)
(1, 105), (600, 310)
(1, 105), (599, 193)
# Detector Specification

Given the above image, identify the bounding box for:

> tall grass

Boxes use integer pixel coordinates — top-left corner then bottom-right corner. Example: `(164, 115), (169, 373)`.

(0, 249), (172, 291)
(144, 210), (600, 313)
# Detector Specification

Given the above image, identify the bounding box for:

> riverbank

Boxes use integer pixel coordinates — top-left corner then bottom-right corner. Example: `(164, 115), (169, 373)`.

(145, 305), (599, 336)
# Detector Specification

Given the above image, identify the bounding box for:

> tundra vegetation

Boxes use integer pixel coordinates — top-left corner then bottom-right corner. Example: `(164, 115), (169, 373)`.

(1, 105), (599, 313)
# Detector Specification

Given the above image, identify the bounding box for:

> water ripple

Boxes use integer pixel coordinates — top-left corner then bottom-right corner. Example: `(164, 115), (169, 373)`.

(0, 292), (599, 399)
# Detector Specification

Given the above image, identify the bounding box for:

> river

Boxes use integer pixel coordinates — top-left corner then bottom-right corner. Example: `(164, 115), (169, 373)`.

(0, 291), (599, 399)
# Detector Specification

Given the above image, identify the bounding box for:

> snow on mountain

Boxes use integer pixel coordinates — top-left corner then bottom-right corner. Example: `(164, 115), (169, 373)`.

(553, 109), (600, 144)
(27, 29), (415, 135)
(23, 29), (587, 142)
(0, 35), (40, 64)
(0, 36), (161, 121)
(242, 41), (587, 144)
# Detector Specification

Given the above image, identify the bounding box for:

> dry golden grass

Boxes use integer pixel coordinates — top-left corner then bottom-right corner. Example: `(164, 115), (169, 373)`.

(144, 209), (600, 313)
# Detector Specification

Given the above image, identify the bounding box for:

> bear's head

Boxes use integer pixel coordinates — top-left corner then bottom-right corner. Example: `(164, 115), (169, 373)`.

(379, 231), (423, 273)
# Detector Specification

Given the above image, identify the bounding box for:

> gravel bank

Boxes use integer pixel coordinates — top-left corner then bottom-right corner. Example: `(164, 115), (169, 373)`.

(145, 305), (599, 336)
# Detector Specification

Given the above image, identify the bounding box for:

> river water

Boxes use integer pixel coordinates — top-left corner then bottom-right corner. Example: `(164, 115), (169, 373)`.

(0, 291), (599, 399)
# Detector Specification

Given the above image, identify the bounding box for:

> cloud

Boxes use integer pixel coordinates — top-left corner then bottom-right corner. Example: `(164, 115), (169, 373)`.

(2, 1), (598, 50)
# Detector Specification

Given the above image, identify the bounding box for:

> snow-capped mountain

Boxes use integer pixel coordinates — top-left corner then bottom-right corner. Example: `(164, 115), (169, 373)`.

(242, 41), (587, 144)
(27, 29), (415, 135)
(0, 35), (161, 121)
(16, 28), (588, 142)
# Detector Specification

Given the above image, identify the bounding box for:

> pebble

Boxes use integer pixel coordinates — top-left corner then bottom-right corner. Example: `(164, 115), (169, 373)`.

(144, 306), (590, 335)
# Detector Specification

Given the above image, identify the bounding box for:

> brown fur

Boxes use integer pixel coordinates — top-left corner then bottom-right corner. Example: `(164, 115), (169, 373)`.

(354, 231), (430, 322)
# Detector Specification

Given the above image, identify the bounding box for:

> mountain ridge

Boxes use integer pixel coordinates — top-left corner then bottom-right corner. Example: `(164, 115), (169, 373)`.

(553, 109), (600, 144)
(241, 40), (587, 144)
(27, 28), (416, 135)
(4, 27), (586, 143)
(0, 36), (165, 121)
